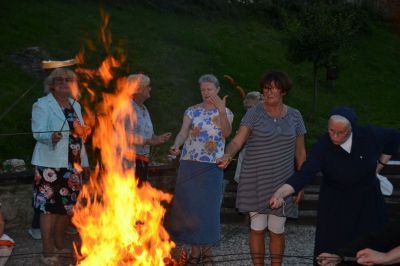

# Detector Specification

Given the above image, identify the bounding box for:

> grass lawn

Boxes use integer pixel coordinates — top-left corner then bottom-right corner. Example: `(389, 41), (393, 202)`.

(0, 1), (399, 163)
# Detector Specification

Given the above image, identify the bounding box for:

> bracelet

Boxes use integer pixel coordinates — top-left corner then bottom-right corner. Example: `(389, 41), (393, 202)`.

(378, 160), (387, 167)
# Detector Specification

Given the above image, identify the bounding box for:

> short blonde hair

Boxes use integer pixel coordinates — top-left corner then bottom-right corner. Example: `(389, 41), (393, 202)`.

(43, 68), (77, 94)
(127, 74), (150, 94)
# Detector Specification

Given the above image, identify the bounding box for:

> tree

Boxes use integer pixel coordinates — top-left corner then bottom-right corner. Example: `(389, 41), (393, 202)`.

(285, 1), (367, 119)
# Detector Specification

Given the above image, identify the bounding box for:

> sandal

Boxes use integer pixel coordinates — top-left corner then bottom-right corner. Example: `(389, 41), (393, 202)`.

(186, 255), (201, 265)
(202, 256), (214, 266)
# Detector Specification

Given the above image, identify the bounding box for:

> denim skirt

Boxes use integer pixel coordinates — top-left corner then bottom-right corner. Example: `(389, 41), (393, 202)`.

(167, 160), (223, 245)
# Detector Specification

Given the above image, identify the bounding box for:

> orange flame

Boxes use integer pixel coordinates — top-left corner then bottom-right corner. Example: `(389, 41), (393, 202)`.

(72, 11), (175, 266)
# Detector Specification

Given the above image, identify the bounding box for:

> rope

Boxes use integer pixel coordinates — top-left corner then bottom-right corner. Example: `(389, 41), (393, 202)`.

(0, 78), (41, 122)
(0, 250), (351, 264)
(0, 130), (71, 137)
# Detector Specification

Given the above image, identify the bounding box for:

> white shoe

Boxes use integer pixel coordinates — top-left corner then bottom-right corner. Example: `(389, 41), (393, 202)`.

(28, 228), (41, 240)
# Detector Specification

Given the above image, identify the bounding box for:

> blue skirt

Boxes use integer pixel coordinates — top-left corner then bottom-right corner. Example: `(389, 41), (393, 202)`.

(167, 160), (223, 245)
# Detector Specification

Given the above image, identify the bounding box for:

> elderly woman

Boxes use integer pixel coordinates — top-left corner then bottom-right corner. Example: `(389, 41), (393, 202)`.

(31, 68), (89, 265)
(217, 71), (306, 266)
(123, 74), (171, 184)
(168, 74), (233, 265)
(270, 107), (400, 262)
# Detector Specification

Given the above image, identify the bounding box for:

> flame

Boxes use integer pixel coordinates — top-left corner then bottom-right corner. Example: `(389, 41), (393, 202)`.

(72, 11), (175, 266)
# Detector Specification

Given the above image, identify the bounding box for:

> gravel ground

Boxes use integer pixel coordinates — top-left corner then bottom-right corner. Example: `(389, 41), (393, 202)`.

(4, 220), (315, 266)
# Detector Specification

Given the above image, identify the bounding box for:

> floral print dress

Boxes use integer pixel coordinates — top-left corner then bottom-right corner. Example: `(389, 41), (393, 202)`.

(33, 108), (83, 215)
(180, 104), (234, 163)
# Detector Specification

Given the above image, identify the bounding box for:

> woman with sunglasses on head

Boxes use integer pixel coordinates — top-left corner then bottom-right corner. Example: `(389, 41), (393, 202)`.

(31, 68), (90, 266)
(269, 107), (400, 265)
(217, 70), (307, 266)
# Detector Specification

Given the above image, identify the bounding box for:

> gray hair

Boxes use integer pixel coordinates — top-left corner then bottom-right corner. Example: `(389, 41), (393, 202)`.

(43, 68), (77, 94)
(198, 74), (220, 89)
(329, 115), (352, 129)
(127, 74), (150, 92)
(243, 91), (263, 110)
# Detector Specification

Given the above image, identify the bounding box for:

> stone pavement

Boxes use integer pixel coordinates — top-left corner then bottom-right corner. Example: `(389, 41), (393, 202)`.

(4, 220), (315, 266)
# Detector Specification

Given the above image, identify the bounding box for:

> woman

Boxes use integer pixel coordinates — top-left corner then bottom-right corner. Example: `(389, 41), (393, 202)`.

(123, 74), (171, 185)
(168, 74), (233, 265)
(31, 68), (89, 266)
(217, 71), (306, 266)
(270, 107), (400, 262)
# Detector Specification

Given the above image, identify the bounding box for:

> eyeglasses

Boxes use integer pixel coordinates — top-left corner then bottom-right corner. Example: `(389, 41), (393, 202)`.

(54, 77), (74, 83)
(328, 128), (349, 138)
(263, 85), (279, 93)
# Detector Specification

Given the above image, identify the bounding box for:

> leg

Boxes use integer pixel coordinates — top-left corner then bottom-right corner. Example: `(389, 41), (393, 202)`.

(202, 246), (214, 266)
(249, 212), (268, 266)
(40, 213), (55, 257)
(187, 245), (201, 265)
(250, 229), (266, 266)
(135, 159), (149, 187)
(32, 208), (41, 229)
(54, 214), (70, 250)
(268, 231), (285, 266)
(267, 215), (286, 266)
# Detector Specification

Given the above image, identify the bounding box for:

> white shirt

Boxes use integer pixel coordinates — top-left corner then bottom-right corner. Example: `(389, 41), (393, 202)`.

(340, 133), (353, 153)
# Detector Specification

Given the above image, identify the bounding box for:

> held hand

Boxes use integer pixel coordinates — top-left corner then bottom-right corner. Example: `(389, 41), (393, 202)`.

(316, 253), (341, 266)
(52, 132), (62, 144)
(356, 248), (387, 265)
(157, 132), (172, 145)
(73, 120), (91, 140)
(169, 145), (181, 156)
(293, 190), (304, 205)
(216, 154), (232, 169)
(269, 194), (284, 209)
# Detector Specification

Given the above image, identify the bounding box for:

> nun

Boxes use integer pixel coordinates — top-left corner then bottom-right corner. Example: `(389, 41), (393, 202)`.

(269, 106), (400, 260)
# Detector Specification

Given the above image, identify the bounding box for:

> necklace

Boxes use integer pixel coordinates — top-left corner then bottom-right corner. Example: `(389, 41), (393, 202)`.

(265, 104), (285, 122)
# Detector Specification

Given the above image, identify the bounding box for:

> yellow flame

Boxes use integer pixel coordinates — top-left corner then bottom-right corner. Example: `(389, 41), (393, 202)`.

(72, 11), (175, 266)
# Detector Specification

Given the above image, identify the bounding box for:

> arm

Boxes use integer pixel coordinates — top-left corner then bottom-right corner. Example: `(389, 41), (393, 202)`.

(293, 135), (306, 204)
(170, 115), (191, 155)
(209, 95), (232, 138)
(295, 135), (306, 170)
(373, 127), (400, 173)
(376, 154), (392, 174)
(270, 138), (324, 208)
(147, 132), (172, 146)
(339, 217), (400, 258)
(32, 101), (54, 145)
(357, 246), (400, 265)
(216, 125), (251, 168)
(218, 107), (232, 138)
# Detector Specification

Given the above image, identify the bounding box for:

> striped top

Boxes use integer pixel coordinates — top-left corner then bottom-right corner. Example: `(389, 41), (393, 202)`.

(236, 103), (306, 218)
